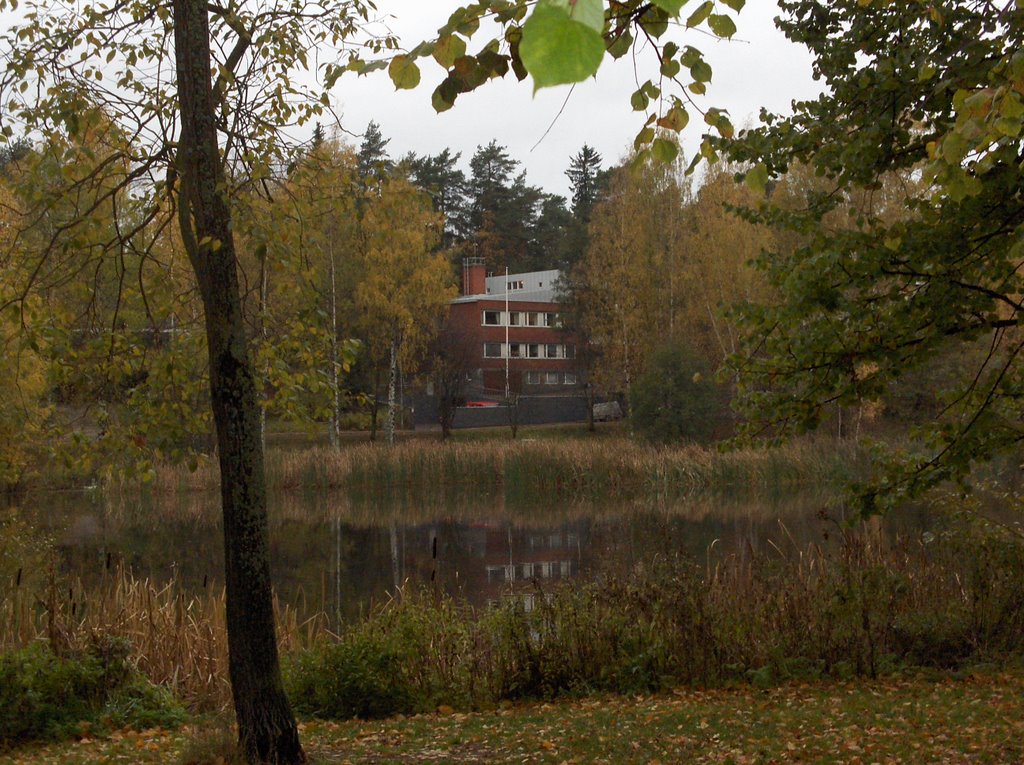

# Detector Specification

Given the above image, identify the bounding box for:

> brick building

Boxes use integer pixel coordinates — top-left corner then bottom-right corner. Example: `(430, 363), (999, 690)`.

(448, 257), (582, 396)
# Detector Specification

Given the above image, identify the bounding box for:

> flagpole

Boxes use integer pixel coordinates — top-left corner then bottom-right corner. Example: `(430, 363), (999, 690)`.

(504, 266), (510, 399)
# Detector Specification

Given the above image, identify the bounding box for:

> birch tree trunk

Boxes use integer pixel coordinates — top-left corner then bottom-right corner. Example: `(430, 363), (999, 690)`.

(385, 336), (398, 446)
(328, 240), (341, 449)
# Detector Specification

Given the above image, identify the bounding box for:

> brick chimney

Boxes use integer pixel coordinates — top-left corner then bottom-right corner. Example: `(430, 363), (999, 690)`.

(462, 256), (486, 296)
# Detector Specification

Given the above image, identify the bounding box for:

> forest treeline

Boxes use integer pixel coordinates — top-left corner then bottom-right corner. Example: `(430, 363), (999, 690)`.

(0, 112), (982, 487)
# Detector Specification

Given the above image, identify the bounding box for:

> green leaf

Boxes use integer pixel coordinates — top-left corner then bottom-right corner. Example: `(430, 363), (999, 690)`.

(433, 35), (467, 69)
(607, 29), (633, 59)
(689, 59), (712, 82)
(744, 163), (769, 194)
(660, 59), (681, 78)
(708, 14), (737, 38)
(631, 87), (649, 111)
(656, 104), (689, 131)
(721, 0), (745, 10)
(548, 0), (605, 32)
(651, 0), (686, 14)
(520, 4), (605, 90)
(432, 85), (455, 113)
(388, 55), (420, 89)
(634, 126), (655, 149)
(994, 116), (1021, 137)
(686, 1), (713, 28)
(639, 6), (670, 37)
(652, 137), (679, 163)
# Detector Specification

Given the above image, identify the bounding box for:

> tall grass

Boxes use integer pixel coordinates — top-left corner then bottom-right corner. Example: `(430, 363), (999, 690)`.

(285, 514), (1024, 719)
(0, 561), (328, 710)
(140, 437), (866, 501)
(6, 509), (1021, 719)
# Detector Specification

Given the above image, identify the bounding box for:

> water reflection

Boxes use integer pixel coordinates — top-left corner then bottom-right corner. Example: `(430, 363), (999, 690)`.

(15, 488), (934, 627)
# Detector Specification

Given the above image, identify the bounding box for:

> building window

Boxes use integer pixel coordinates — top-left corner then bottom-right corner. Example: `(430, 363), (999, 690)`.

(508, 311), (521, 326)
(510, 343), (523, 358)
(527, 312), (539, 326)
(565, 344), (576, 359)
(526, 371), (541, 385)
(564, 372), (577, 385)
(484, 342), (502, 358)
(507, 279), (524, 291)
(487, 565), (514, 582)
(545, 371), (560, 385)
(545, 344), (560, 359)
(543, 312), (556, 327)
(527, 343), (540, 358)
(483, 310), (501, 325)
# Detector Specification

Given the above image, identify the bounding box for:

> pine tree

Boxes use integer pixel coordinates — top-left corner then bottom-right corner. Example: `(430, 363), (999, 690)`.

(407, 148), (468, 248)
(566, 144), (604, 223)
(356, 120), (391, 182)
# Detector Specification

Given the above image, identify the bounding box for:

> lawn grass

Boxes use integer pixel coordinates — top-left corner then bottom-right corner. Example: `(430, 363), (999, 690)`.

(3, 669), (1022, 764)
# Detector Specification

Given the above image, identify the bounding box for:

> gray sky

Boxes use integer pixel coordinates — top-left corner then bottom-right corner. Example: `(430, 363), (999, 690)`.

(327, 1), (821, 197)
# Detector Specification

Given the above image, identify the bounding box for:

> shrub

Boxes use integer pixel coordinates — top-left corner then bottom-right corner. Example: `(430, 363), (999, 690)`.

(0, 637), (185, 749)
(630, 342), (730, 444)
(285, 636), (415, 719)
(285, 597), (476, 718)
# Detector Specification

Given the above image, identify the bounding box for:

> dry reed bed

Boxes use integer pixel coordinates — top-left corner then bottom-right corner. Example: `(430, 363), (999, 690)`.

(142, 438), (862, 499)
(97, 484), (835, 532)
(1, 564), (328, 710)
(5, 517), (1022, 715)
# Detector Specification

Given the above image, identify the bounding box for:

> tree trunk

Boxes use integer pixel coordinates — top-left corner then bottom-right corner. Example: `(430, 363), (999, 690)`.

(172, 1), (304, 762)
(328, 241), (341, 449)
(369, 365), (380, 441)
(385, 337), (398, 446)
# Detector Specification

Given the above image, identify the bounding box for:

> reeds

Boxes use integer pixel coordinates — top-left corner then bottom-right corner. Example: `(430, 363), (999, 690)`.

(0, 560), (329, 710)
(286, 516), (1024, 718)
(5, 511), (1023, 716)
(138, 437), (865, 502)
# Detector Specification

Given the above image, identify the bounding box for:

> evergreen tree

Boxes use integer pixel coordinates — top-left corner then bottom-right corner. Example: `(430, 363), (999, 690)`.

(566, 144), (604, 222)
(356, 120), (391, 182)
(310, 123), (325, 150)
(529, 194), (573, 271)
(407, 148), (468, 248)
(466, 141), (543, 272)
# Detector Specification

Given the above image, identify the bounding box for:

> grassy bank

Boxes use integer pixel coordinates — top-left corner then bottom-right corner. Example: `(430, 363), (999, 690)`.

(3, 669), (1023, 764)
(4, 510), (1024, 751)
(140, 436), (868, 501)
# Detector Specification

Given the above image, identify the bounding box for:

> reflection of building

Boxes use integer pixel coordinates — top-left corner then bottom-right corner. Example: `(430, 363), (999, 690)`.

(448, 258), (582, 395)
(473, 524), (583, 611)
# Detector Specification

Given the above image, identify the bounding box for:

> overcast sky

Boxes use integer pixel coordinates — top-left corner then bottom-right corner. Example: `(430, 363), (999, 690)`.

(325, 1), (822, 197)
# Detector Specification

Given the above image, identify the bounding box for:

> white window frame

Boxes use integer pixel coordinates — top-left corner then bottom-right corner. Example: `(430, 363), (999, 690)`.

(526, 371), (541, 385)
(564, 372), (577, 385)
(545, 371), (560, 385)
(482, 310), (502, 326)
(483, 342), (503, 358)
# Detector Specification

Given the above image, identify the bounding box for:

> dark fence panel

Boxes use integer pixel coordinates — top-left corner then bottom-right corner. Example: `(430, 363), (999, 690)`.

(413, 395), (588, 430)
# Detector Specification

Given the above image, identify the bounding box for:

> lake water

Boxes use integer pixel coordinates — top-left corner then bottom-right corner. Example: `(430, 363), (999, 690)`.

(8, 487), (941, 626)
